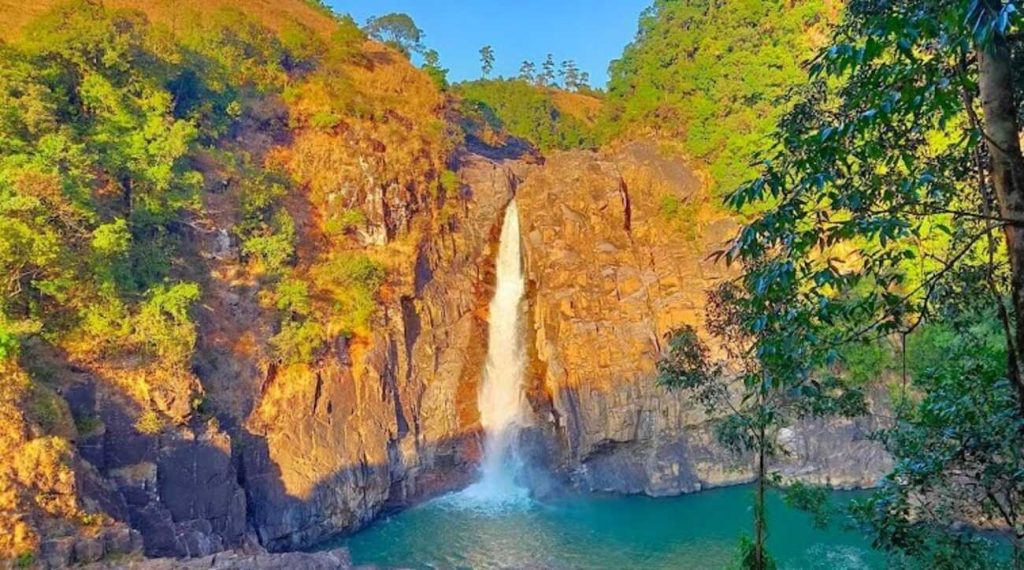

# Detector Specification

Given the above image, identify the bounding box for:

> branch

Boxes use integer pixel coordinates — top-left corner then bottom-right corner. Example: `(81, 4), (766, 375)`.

(833, 222), (1000, 346)
(169, 219), (217, 234)
(879, 205), (1024, 227)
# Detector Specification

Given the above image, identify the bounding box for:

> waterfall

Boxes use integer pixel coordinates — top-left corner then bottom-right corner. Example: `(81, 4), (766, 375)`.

(456, 199), (531, 506)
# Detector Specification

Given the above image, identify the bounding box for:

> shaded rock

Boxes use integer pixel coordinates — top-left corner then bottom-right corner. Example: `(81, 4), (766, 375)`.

(100, 527), (138, 556)
(39, 537), (75, 569)
(72, 538), (104, 564)
(82, 547), (354, 570)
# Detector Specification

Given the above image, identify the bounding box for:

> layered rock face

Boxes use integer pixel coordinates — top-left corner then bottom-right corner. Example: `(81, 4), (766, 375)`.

(31, 149), (518, 561)
(515, 142), (892, 495)
(38, 142), (889, 563)
(233, 153), (518, 551)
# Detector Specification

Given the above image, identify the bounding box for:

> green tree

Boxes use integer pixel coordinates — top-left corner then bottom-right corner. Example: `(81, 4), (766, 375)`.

(539, 53), (556, 86)
(518, 60), (536, 82)
(422, 49), (448, 90)
(720, 0), (1024, 565)
(362, 12), (423, 57)
(658, 285), (865, 569)
(479, 45), (495, 77)
(133, 283), (201, 362)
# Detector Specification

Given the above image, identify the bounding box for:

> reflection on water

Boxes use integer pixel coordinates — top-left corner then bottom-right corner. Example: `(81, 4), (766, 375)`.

(318, 485), (883, 570)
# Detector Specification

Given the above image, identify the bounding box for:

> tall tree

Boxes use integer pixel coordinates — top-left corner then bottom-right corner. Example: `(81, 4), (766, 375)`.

(539, 53), (556, 86)
(479, 45), (495, 77)
(974, 0), (1024, 393)
(658, 285), (865, 569)
(559, 59), (581, 90)
(518, 60), (536, 83)
(421, 48), (447, 90)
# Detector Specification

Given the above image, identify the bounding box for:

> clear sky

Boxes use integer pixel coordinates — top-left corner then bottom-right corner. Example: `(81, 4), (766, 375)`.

(328, 1), (651, 87)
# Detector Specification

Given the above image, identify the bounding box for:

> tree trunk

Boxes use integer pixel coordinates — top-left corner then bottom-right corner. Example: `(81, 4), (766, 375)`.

(976, 7), (1024, 412)
(754, 419), (767, 570)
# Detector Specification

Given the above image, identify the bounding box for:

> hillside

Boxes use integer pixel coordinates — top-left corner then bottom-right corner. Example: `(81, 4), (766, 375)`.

(0, 0), (340, 42)
(600, 0), (841, 195)
(1, 1), (961, 568)
(0, 0), (454, 562)
(453, 78), (601, 153)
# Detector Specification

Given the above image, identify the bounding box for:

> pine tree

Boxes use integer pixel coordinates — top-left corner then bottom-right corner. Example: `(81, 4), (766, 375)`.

(560, 60), (581, 91)
(479, 45), (494, 77)
(578, 71), (590, 90)
(539, 53), (556, 86)
(518, 60), (535, 82)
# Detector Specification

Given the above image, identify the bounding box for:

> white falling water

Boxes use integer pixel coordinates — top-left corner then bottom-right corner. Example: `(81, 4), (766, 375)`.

(454, 199), (531, 507)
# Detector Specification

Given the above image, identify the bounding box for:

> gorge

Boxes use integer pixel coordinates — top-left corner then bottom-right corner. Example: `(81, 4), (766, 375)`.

(8, 0), (1012, 568)
(2, 131), (893, 565)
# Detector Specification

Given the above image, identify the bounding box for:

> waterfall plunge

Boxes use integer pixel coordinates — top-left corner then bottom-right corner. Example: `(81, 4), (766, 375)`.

(456, 199), (532, 507)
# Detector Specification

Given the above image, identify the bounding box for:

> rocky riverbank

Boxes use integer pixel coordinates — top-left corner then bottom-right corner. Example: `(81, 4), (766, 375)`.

(79, 548), (355, 570)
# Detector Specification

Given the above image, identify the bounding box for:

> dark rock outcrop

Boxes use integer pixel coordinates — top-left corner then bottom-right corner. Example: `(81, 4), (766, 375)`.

(82, 547), (353, 570)
(42, 355), (249, 559)
(38, 527), (143, 569)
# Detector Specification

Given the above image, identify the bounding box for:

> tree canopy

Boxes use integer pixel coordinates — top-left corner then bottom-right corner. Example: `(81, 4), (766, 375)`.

(363, 12), (423, 57)
(705, 0), (1024, 566)
(602, 0), (836, 195)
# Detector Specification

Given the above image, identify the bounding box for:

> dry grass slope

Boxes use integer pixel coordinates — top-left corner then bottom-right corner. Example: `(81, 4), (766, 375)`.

(551, 90), (603, 125)
(0, 0), (338, 42)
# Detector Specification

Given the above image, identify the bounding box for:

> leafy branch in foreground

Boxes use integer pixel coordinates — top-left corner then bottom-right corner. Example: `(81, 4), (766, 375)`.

(658, 281), (867, 570)
(719, 0), (1024, 566)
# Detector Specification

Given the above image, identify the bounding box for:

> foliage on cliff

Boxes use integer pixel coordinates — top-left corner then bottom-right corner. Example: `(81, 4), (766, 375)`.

(601, 0), (839, 195)
(0, 0), (454, 561)
(454, 79), (599, 151)
(0, 1), (215, 407)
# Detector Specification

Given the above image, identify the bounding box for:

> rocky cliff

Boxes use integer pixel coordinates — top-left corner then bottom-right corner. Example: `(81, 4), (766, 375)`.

(231, 152), (520, 552)
(15, 141), (892, 568)
(513, 143), (892, 496)
(23, 143), (892, 567)
(215, 140), (890, 553)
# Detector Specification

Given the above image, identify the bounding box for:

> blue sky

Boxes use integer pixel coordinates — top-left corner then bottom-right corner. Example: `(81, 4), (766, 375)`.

(329, 1), (651, 87)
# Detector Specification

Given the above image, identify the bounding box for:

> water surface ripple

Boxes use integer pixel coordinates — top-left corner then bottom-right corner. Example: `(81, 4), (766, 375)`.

(323, 485), (882, 570)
